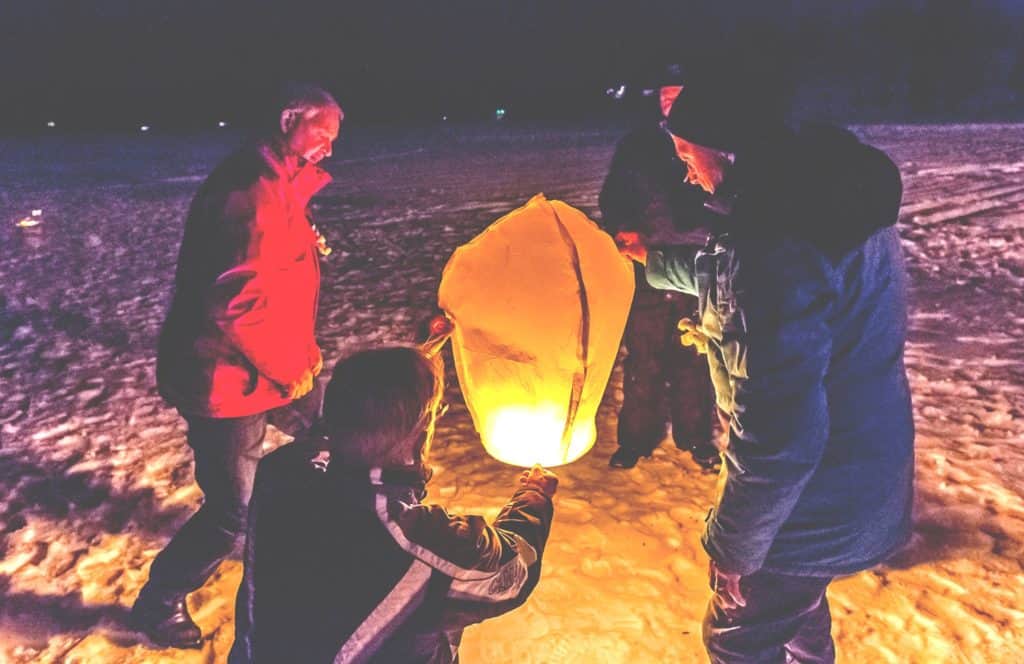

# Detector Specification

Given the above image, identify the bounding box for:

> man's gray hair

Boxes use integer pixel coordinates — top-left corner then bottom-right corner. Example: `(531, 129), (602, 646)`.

(265, 82), (342, 133)
(277, 82), (342, 118)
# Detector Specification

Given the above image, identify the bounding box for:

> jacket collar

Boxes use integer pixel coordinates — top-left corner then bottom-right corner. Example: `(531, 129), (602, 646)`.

(312, 450), (432, 499)
(258, 141), (333, 208)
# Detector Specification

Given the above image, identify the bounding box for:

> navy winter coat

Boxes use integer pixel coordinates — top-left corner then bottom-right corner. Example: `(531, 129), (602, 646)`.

(645, 125), (915, 576)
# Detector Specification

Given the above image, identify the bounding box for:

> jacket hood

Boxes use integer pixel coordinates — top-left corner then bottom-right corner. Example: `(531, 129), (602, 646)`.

(722, 124), (903, 261)
(795, 124), (903, 260)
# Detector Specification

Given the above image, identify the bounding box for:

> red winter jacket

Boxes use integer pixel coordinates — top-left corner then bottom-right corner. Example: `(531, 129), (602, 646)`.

(157, 142), (331, 417)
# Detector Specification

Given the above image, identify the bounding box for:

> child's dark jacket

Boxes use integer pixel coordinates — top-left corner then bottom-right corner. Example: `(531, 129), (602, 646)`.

(229, 442), (554, 663)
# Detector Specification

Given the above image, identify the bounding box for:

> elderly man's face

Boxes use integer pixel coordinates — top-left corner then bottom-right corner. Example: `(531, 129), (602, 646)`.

(671, 134), (730, 195)
(283, 107), (342, 164)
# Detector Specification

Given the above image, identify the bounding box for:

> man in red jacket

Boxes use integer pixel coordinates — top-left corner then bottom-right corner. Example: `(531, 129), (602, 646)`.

(131, 83), (342, 649)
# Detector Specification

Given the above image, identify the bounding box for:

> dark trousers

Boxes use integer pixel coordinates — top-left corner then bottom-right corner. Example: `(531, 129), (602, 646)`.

(703, 569), (836, 664)
(618, 279), (714, 457)
(143, 384), (322, 599)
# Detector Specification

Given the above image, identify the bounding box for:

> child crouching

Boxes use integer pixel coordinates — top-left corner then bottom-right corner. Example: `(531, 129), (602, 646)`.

(229, 345), (557, 663)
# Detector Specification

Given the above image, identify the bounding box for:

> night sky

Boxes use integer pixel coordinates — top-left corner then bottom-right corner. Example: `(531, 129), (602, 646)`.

(2, 0), (1023, 133)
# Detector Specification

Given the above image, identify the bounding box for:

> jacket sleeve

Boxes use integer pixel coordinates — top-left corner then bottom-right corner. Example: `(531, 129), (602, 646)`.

(702, 242), (834, 575)
(208, 185), (312, 387)
(397, 486), (553, 626)
(644, 246), (700, 296)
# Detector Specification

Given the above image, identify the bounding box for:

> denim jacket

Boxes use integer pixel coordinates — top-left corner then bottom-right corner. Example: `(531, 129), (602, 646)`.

(646, 222), (914, 577)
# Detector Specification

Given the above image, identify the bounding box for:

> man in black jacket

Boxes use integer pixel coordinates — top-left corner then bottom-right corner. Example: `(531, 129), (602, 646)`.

(599, 65), (718, 470)
(230, 345), (556, 663)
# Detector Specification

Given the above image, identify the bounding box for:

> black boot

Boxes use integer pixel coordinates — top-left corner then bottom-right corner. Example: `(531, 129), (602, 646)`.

(691, 446), (722, 473)
(609, 447), (644, 469)
(130, 588), (203, 649)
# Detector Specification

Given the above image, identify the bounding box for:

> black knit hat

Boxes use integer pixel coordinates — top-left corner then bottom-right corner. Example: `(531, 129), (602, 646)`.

(665, 61), (788, 154)
(665, 79), (755, 153)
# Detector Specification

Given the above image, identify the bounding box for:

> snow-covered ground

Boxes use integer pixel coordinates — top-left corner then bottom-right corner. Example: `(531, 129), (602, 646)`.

(0, 123), (1022, 663)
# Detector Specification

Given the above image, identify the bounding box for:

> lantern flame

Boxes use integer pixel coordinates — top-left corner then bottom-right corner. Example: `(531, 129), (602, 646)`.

(482, 403), (595, 468)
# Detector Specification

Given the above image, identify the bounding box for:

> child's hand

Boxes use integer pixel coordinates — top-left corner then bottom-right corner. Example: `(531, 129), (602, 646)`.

(519, 465), (558, 498)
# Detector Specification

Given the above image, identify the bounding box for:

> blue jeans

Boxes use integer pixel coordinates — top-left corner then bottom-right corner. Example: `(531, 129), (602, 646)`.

(703, 568), (835, 664)
(143, 384), (323, 599)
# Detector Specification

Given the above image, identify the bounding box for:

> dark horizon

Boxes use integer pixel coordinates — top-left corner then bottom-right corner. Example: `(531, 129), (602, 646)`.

(2, 0), (1024, 135)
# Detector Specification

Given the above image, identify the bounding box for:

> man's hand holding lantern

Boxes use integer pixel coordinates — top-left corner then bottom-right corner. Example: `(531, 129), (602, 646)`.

(615, 231), (649, 265)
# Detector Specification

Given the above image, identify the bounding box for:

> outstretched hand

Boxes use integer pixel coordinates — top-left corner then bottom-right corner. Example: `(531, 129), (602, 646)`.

(519, 464), (558, 498)
(614, 231), (648, 265)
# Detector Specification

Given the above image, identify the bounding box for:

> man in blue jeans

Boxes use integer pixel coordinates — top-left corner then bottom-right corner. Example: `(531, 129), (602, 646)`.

(131, 84), (341, 649)
(618, 71), (914, 663)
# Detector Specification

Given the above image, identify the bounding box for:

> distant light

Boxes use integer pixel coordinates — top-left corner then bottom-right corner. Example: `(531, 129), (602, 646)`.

(46, 120), (56, 128)
(495, 108), (506, 121)
(15, 209), (43, 228)
(641, 88), (656, 97)
(139, 125), (150, 132)
(442, 115), (448, 122)
(605, 84), (626, 100)
(218, 121), (228, 128)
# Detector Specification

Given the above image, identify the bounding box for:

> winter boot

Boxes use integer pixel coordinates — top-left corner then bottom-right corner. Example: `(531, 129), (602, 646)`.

(609, 447), (646, 469)
(130, 588), (202, 649)
(690, 446), (722, 473)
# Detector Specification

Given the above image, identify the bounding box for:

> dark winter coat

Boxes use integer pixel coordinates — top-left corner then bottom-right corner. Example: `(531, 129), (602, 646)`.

(598, 123), (715, 451)
(229, 442), (554, 664)
(645, 124), (914, 576)
(598, 124), (710, 239)
(157, 142), (329, 417)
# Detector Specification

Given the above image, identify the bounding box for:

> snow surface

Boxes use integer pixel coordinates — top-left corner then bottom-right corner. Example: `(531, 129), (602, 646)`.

(0, 123), (1022, 663)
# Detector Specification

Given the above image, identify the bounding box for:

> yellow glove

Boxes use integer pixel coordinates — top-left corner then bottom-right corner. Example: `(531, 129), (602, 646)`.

(678, 317), (709, 355)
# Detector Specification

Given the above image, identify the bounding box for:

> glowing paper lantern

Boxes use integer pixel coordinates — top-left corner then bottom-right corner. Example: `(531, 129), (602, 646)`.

(438, 194), (634, 467)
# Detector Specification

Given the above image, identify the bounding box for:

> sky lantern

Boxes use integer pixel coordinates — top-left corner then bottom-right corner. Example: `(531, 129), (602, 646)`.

(438, 194), (634, 467)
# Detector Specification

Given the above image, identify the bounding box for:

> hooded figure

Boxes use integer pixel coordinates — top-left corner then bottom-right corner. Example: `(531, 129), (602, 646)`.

(619, 75), (914, 664)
